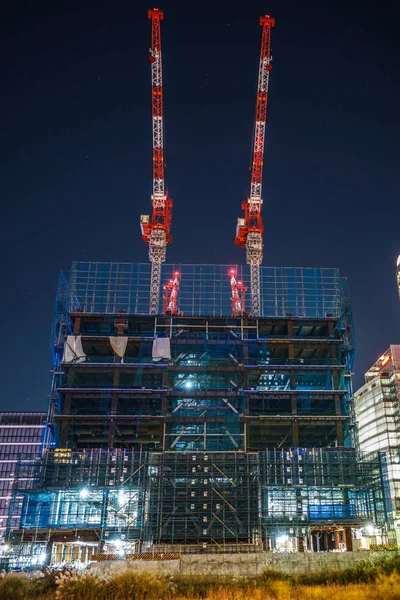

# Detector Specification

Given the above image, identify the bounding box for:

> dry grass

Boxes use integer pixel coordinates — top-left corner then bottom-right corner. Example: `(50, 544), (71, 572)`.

(1, 559), (400, 600)
(170, 572), (400, 599)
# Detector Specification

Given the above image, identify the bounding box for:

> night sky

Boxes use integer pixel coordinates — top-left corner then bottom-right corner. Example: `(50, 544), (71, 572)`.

(1, 0), (399, 411)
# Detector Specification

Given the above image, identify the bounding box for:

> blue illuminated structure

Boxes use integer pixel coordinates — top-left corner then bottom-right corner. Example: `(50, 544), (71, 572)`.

(5, 262), (392, 566)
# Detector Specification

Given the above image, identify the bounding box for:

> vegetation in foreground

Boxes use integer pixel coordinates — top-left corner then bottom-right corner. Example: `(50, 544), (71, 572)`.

(1, 554), (400, 600)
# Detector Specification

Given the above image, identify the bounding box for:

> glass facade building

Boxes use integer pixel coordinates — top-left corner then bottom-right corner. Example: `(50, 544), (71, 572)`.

(0, 413), (45, 538)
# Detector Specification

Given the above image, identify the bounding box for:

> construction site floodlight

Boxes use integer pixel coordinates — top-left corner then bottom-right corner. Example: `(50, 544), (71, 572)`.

(276, 534), (288, 544)
(366, 524), (375, 536)
(79, 487), (89, 499)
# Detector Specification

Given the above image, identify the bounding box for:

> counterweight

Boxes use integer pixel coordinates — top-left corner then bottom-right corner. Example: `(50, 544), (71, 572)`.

(235, 15), (275, 316)
(140, 8), (173, 315)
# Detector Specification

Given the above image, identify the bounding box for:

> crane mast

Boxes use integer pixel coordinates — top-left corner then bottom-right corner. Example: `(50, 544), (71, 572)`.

(229, 269), (248, 317)
(235, 15), (275, 316)
(162, 271), (181, 316)
(140, 8), (172, 315)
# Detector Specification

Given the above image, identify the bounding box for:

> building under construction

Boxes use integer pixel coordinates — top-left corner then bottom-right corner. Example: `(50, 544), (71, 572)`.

(4, 261), (394, 566)
(2, 11), (395, 566)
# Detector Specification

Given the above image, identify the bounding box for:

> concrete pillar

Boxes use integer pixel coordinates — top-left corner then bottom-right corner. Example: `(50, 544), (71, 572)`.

(330, 344), (337, 363)
(293, 419), (299, 446)
(334, 530), (341, 550)
(108, 370), (119, 447)
(107, 421), (115, 448)
(116, 312), (127, 336)
(336, 421), (344, 446)
(290, 371), (297, 390)
(73, 316), (81, 334)
(60, 393), (72, 447)
(344, 527), (353, 551)
(287, 320), (293, 338)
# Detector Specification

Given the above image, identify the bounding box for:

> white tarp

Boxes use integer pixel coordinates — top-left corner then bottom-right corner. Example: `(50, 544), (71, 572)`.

(63, 335), (86, 363)
(110, 336), (128, 358)
(152, 337), (171, 362)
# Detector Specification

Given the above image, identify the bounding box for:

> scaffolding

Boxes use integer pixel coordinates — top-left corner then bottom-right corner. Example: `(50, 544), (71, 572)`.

(5, 447), (390, 565)
(65, 263), (344, 320)
(6, 261), (386, 565)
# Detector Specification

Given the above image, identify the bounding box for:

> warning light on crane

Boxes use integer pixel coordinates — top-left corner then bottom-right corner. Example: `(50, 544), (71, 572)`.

(229, 269), (248, 317)
(162, 271), (181, 316)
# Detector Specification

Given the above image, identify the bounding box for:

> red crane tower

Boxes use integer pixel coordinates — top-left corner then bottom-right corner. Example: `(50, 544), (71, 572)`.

(229, 269), (248, 317)
(140, 8), (173, 315)
(162, 271), (181, 315)
(235, 15), (275, 316)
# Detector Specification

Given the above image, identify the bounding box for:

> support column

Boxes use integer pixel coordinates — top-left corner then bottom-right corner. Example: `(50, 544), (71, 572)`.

(344, 527), (353, 551)
(287, 319), (293, 338)
(330, 343), (337, 364)
(335, 394), (344, 446)
(334, 530), (341, 550)
(332, 371), (340, 390)
(290, 370), (296, 390)
(336, 421), (344, 446)
(293, 419), (299, 446)
(73, 315), (82, 334)
(161, 395), (168, 450)
(116, 311), (127, 336)
(108, 369), (119, 448)
(60, 393), (72, 447)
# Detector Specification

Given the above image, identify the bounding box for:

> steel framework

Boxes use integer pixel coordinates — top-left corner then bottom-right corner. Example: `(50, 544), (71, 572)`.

(235, 16), (275, 316)
(140, 9), (173, 315)
(65, 262), (346, 319)
(5, 447), (390, 566)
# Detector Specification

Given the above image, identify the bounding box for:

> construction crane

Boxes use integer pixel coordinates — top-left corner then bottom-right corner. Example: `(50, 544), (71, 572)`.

(162, 271), (181, 315)
(235, 15), (275, 317)
(140, 8), (173, 315)
(229, 268), (248, 317)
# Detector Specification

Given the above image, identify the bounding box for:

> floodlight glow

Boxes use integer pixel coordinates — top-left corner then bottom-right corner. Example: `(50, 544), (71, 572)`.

(184, 381), (193, 389)
(366, 524), (375, 536)
(276, 534), (289, 545)
(79, 488), (89, 499)
(118, 491), (127, 507)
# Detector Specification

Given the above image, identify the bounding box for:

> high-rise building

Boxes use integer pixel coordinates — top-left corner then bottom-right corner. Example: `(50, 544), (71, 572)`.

(0, 413), (45, 540)
(353, 346), (400, 543)
(3, 262), (393, 567)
